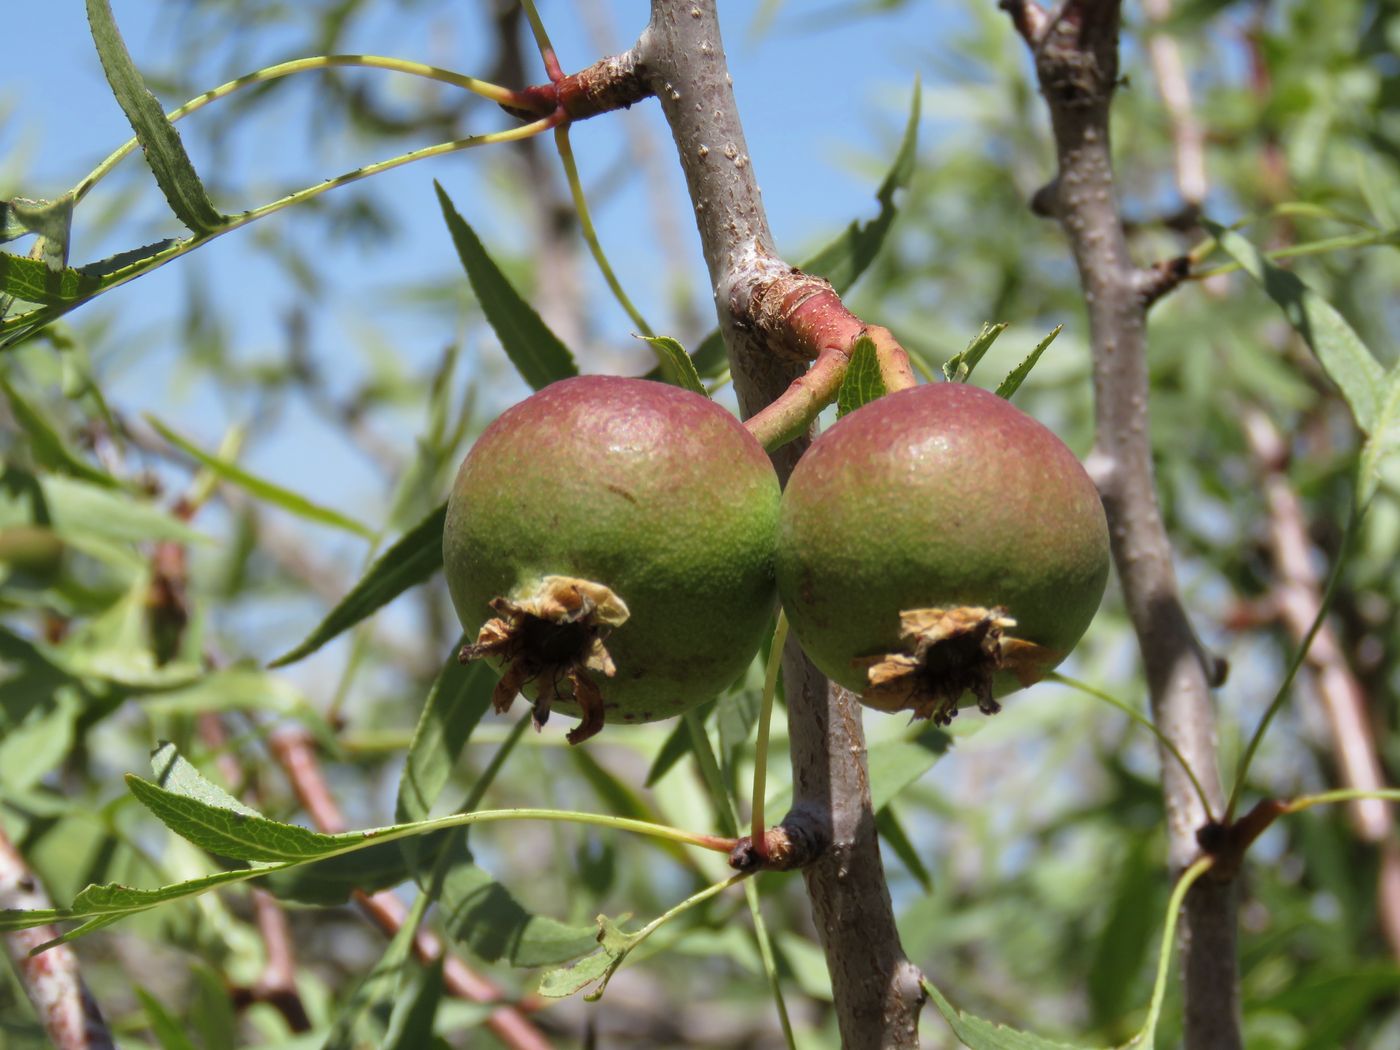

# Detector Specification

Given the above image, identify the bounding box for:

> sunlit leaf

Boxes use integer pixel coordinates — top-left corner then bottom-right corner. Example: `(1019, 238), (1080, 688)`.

(86, 0), (224, 233)
(943, 322), (1007, 383)
(995, 325), (1063, 399)
(146, 414), (374, 539)
(435, 183), (577, 390)
(640, 334), (708, 396)
(1205, 220), (1385, 433)
(836, 335), (886, 417)
(272, 502), (446, 667)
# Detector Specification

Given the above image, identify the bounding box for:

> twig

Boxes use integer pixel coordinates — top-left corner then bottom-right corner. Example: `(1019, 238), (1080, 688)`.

(1000, 4), (1240, 1047)
(1240, 409), (1400, 959)
(266, 731), (554, 1050)
(636, 4), (925, 1046)
(0, 829), (115, 1050)
(1141, 0), (1206, 208)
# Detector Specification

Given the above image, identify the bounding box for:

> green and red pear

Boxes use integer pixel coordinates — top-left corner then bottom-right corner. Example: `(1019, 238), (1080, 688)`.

(775, 381), (1110, 723)
(444, 375), (781, 743)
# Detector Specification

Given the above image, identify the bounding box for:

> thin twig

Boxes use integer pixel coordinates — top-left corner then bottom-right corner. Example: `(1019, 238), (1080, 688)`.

(1240, 408), (1400, 959)
(1001, 3), (1240, 1047)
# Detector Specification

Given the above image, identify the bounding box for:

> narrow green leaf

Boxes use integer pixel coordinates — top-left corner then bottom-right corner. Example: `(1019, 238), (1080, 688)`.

(384, 957), (445, 1050)
(1205, 219), (1385, 433)
(433, 847), (601, 967)
(136, 668), (308, 718)
(640, 335), (708, 396)
(146, 414), (374, 539)
(261, 831), (454, 906)
(537, 919), (628, 998)
(803, 76), (921, 295)
(0, 867), (276, 936)
(836, 335), (887, 417)
(1357, 368), (1400, 506)
(0, 253), (104, 306)
(41, 473), (206, 546)
(644, 698), (715, 786)
(0, 375), (118, 487)
(684, 709), (739, 839)
(688, 329), (729, 382)
(995, 325), (1063, 400)
(868, 725), (954, 812)
(924, 978), (1103, 1049)
(943, 322), (1008, 383)
(323, 893), (429, 1050)
(435, 183), (577, 390)
(135, 987), (200, 1050)
(127, 773), (347, 863)
(86, 0), (224, 234)
(875, 805), (932, 893)
(395, 645), (496, 824)
(149, 742), (261, 819)
(1, 198), (73, 255)
(273, 502), (447, 667)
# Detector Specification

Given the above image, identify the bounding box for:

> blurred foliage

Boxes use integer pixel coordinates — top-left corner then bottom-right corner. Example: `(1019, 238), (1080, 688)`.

(2, 1), (1399, 1048)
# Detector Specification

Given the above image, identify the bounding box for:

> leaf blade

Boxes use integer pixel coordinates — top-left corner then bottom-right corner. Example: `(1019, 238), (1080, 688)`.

(836, 335), (887, 417)
(435, 183), (577, 390)
(1205, 219), (1385, 433)
(272, 502), (446, 667)
(995, 324), (1063, 400)
(85, 0), (224, 234)
(146, 414), (374, 539)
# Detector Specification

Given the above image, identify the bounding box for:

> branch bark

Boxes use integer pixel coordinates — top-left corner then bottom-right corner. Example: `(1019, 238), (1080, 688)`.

(0, 828), (115, 1050)
(636, 4), (925, 1046)
(1001, 4), (1240, 1047)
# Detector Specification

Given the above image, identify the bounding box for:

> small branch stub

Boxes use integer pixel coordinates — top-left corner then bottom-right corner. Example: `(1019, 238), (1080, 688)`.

(460, 575), (629, 745)
(855, 606), (1053, 725)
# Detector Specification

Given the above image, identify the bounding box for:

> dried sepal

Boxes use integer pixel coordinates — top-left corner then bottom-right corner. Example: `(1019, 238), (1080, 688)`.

(458, 575), (629, 745)
(855, 606), (1052, 725)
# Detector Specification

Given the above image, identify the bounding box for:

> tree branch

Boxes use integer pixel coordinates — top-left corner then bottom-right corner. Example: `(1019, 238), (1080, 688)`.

(635, 4), (924, 1045)
(0, 829), (115, 1050)
(1241, 408), (1400, 959)
(1002, 4), (1241, 1047)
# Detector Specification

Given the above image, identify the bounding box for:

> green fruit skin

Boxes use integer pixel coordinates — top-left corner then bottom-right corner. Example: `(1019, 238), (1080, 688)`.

(444, 375), (781, 726)
(776, 381), (1110, 698)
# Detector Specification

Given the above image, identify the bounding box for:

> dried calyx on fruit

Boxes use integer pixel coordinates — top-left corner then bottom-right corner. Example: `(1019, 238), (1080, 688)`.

(443, 375), (781, 744)
(776, 381), (1110, 724)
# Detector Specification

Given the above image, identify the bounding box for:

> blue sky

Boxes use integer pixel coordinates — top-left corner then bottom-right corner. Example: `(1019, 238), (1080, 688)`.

(3, 1), (947, 519)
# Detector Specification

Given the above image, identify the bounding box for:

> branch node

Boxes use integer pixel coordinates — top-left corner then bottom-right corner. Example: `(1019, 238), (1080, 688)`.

(1136, 255), (1191, 308)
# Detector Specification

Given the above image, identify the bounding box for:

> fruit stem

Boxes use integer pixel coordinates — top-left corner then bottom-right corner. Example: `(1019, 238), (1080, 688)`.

(744, 348), (848, 451)
(744, 323), (920, 450)
(751, 612), (789, 859)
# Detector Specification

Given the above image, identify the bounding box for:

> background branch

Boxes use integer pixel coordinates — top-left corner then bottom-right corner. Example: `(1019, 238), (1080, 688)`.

(1002, 4), (1240, 1047)
(0, 829), (115, 1050)
(1241, 408), (1400, 959)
